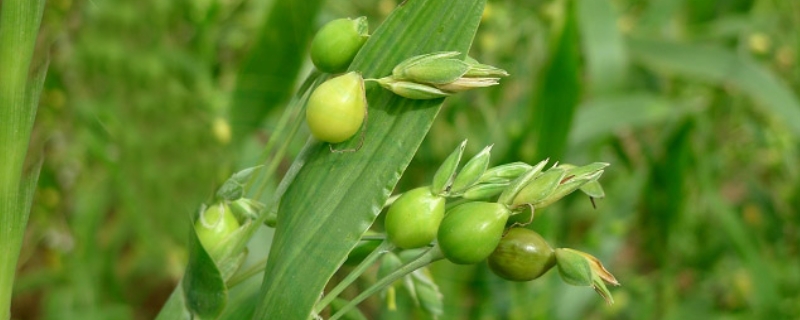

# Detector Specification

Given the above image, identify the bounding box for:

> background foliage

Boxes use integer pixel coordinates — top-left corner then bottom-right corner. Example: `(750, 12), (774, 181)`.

(10, 0), (800, 319)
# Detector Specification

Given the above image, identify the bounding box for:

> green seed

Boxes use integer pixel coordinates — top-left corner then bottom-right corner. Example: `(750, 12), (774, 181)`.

(195, 202), (240, 259)
(385, 186), (446, 249)
(437, 201), (511, 264)
(488, 228), (555, 281)
(306, 72), (366, 143)
(310, 17), (369, 73)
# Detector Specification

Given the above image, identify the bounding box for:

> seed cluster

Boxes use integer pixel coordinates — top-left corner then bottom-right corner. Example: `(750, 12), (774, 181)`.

(379, 140), (619, 305)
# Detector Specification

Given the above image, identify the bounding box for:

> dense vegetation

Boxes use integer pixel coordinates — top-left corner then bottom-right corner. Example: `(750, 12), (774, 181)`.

(4, 0), (799, 319)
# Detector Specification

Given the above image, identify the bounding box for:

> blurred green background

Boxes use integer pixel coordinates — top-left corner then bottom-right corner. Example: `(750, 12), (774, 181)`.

(11, 0), (800, 319)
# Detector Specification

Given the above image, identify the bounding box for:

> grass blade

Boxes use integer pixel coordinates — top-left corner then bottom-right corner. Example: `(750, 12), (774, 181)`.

(628, 37), (800, 137)
(577, 0), (628, 95)
(0, 0), (47, 318)
(569, 93), (693, 146)
(229, 0), (324, 140)
(512, 0), (581, 161)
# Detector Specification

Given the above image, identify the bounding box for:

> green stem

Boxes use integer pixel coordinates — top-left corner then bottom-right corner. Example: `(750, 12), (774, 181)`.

(360, 234), (386, 241)
(0, 0), (47, 318)
(253, 78), (317, 200)
(244, 70), (321, 198)
(444, 197), (471, 210)
(226, 257), (269, 288)
(314, 241), (394, 314)
(329, 245), (445, 320)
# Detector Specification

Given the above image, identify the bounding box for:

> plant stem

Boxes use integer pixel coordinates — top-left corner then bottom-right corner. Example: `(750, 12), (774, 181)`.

(226, 257), (269, 288)
(360, 234), (386, 241)
(244, 70), (321, 199)
(314, 240), (394, 314)
(329, 245), (445, 320)
(253, 78), (318, 200)
(0, 0), (47, 318)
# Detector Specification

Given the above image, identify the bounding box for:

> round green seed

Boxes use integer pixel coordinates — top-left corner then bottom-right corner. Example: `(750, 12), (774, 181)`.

(306, 72), (367, 143)
(310, 17), (369, 73)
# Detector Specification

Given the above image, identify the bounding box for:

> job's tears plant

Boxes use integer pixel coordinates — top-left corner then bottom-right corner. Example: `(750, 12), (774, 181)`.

(153, 10), (619, 319)
(309, 140), (620, 319)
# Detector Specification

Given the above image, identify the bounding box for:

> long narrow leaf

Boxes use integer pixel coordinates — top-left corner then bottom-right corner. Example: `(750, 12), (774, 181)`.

(569, 93), (692, 146)
(229, 0), (324, 140)
(0, 0), (47, 317)
(577, 0), (628, 95)
(254, 0), (488, 318)
(515, 0), (581, 161)
(628, 37), (800, 137)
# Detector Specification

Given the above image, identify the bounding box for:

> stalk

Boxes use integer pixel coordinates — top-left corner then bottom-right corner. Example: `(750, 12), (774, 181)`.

(244, 70), (322, 199)
(329, 245), (445, 320)
(226, 257), (269, 288)
(313, 240), (394, 314)
(0, 0), (47, 318)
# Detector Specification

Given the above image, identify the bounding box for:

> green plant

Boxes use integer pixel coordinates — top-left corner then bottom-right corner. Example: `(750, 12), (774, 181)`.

(8, 0), (800, 318)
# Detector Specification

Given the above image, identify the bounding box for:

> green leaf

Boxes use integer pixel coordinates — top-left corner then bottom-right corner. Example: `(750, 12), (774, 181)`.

(513, 0), (581, 161)
(253, 0), (488, 318)
(0, 0), (47, 317)
(409, 268), (443, 317)
(183, 222), (228, 319)
(577, 0), (628, 94)
(569, 93), (689, 146)
(229, 0), (324, 140)
(330, 298), (369, 320)
(628, 37), (800, 137)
